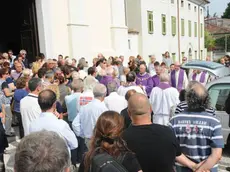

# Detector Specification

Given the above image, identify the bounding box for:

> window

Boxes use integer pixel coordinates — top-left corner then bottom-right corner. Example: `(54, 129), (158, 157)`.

(194, 22), (197, 37)
(147, 11), (153, 34)
(188, 3), (191, 10)
(200, 50), (203, 60)
(194, 6), (197, 12)
(171, 0), (174, 4)
(195, 51), (197, 59)
(200, 23), (203, 37)
(181, 19), (185, 36)
(200, 9), (203, 14)
(181, 52), (185, 58)
(171, 16), (176, 36)
(181, 0), (184, 7)
(209, 85), (230, 111)
(172, 53), (176, 62)
(188, 20), (192, 37)
(128, 39), (131, 49)
(162, 14), (166, 35)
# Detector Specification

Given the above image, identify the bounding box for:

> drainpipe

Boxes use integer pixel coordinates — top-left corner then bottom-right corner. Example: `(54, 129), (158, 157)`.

(177, 0), (181, 62)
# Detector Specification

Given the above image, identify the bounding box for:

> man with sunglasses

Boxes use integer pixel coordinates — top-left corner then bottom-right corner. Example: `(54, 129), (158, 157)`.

(19, 49), (29, 68)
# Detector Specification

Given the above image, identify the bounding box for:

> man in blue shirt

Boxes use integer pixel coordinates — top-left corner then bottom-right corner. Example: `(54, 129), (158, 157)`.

(169, 83), (224, 172)
(65, 79), (85, 163)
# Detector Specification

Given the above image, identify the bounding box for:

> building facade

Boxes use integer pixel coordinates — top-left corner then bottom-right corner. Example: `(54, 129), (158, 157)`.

(35, 0), (128, 62)
(34, 0), (208, 64)
(126, 0), (209, 63)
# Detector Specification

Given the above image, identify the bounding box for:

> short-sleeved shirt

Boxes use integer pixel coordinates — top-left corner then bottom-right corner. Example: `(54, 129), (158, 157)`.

(0, 79), (12, 105)
(123, 124), (181, 172)
(169, 111), (224, 172)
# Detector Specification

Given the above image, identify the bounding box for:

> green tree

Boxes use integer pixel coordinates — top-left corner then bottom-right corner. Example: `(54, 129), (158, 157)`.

(204, 30), (216, 51)
(222, 2), (230, 18)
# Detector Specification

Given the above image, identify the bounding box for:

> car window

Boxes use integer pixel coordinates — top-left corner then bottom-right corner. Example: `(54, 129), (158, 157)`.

(208, 84), (230, 111)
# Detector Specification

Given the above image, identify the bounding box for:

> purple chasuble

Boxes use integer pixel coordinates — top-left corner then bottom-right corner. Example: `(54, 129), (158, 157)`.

(157, 82), (171, 90)
(100, 75), (113, 86)
(192, 72), (206, 83)
(136, 72), (150, 86)
(146, 75), (160, 96)
(171, 69), (184, 91)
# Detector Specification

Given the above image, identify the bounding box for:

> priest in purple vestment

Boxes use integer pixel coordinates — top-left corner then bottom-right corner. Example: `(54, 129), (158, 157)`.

(146, 66), (162, 96)
(136, 64), (150, 88)
(170, 62), (188, 92)
(191, 70), (208, 85)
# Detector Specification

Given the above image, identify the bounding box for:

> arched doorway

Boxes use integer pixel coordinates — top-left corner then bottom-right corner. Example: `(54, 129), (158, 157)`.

(0, 0), (39, 63)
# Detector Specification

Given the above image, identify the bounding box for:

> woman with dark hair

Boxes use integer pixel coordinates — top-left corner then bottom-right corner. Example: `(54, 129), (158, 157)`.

(13, 77), (28, 138)
(79, 111), (142, 172)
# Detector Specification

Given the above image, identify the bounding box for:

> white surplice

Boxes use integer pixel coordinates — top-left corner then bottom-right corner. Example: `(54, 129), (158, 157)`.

(149, 85), (179, 126)
(104, 92), (127, 113)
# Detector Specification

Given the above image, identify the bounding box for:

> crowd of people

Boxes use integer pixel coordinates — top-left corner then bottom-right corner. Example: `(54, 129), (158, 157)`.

(0, 49), (229, 172)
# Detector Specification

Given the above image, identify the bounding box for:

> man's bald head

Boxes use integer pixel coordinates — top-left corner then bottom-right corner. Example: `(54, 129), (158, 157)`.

(128, 93), (151, 116)
(38, 89), (57, 112)
(125, 89), (137, 101)
(186, 82), (209, 111)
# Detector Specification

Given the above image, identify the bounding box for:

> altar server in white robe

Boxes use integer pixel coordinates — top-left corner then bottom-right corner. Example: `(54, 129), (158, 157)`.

(149, 73), (180, 126)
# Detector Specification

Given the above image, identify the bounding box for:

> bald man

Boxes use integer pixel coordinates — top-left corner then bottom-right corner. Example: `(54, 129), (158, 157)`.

(170, 62), (188, 92)
(123, 93), (198, 172)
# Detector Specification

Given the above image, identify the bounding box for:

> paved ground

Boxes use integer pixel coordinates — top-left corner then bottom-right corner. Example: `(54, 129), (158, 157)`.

(3, 126), (230, 172)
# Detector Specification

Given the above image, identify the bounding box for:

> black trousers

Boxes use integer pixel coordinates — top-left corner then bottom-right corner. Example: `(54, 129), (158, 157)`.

(68, 121), (87, 164)
(14, 112), (24, 139)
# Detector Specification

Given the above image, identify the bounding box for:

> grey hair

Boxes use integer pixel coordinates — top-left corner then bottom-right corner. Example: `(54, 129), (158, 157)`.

(71, 79), (84, 92)
(14, 130), (70, 172)
(159, 73), (170, 82)
(93, 83), (107, 98)
(84, 76), (97, 91)
(186, 83), (210, 111)
(45, 70), (54, 79)
(107, 81), (117, 94)
(186, 80), (200, 90)
(20, 49), (27, 54)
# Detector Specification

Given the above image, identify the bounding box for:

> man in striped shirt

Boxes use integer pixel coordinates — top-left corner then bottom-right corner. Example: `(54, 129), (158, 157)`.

(169, 83), (224, 172)
(174, 81), (216, 116)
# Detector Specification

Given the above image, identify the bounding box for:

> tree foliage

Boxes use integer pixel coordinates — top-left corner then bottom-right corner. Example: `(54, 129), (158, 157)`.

(222, 2), (230, 19)
(204, 30), (216, 51)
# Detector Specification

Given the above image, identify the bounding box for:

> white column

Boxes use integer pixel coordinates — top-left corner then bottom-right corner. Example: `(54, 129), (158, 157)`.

(36, 0), (70, 59)
(36, 0), (53, 58)
(110, 0), (128, 56)
(67, 0), (90, 59)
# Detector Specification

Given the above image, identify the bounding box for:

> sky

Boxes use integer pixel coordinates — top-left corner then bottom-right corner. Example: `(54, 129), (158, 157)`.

(207, 0), (229, 17)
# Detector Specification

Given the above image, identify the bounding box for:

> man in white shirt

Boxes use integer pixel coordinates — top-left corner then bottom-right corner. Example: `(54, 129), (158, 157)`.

(150, 73), (180, 125)
(72, 83), (108, 148)
(29, 90), (78, 151)
(104, 81), (127, 113)
(170, 61), (188, 92)
(20, 78), (42, 136)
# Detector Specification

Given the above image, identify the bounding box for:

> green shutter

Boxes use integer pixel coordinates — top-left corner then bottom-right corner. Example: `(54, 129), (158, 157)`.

(171, 16), (176, 36)
(188, 20), (191, 37)
(147, 11), (153, 34)
(194, 22), (197, 37)
(200, 23), (203, 37)
(181, 19), (185, 36)
(172, 53), (176, 62)
(162, 14), (166, 35)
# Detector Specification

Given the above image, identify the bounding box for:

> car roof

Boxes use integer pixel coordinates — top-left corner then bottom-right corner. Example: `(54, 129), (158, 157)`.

(181, 60), (230, 77)
(206, 76), (230, 90)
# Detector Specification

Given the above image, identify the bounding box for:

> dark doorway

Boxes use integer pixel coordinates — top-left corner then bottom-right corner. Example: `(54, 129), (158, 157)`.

(0, 0), (39, 63)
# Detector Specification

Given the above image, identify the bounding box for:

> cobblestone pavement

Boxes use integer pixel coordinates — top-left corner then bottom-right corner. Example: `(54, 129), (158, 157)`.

(3, 127), (230, 172)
